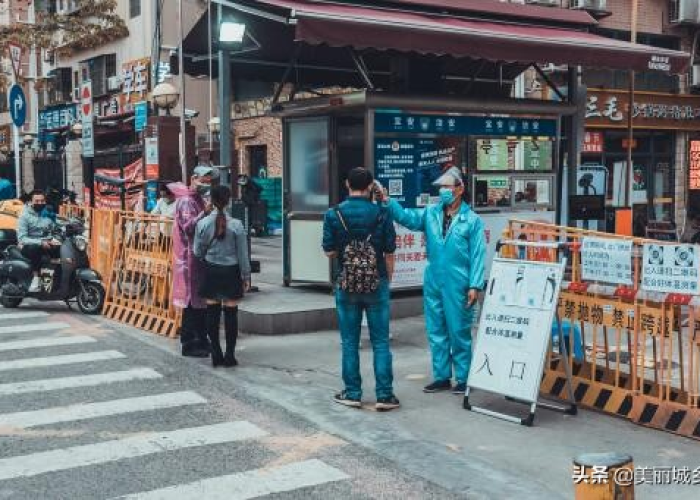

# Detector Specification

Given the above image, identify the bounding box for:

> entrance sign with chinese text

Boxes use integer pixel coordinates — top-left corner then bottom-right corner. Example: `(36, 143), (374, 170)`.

(390, 221), (427, 289)
(581, 237), (633, 286)
(469, 258), (565, 402)
(641, 244), (700, 295)
(690, 140), (700, 191)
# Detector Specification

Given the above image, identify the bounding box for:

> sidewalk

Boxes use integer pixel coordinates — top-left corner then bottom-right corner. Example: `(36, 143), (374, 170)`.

(230, 316), (700, 499)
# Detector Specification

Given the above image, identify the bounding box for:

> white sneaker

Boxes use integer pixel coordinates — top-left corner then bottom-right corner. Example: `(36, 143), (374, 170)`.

(28, 277), (41, 293)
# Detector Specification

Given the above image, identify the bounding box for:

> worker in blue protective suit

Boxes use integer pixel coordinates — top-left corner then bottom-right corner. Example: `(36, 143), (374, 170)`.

(380, 167), (486, 394)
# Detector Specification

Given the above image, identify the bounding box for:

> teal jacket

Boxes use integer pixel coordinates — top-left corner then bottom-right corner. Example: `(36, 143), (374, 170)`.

(385, 199), (486, 291)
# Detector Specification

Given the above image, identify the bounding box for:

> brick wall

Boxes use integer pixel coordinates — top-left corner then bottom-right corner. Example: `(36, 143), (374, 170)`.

(233, 117), (283, 178)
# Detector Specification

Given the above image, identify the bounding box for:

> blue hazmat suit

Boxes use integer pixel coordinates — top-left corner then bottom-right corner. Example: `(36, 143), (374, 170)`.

(387, 198), (486, 383)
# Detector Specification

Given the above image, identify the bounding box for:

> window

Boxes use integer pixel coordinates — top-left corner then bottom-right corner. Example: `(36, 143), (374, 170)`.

(49, 67), (73, 105)
(81, 54), (117, 97)
(130, 0), (141, 18)
(0, 89), (7, 113)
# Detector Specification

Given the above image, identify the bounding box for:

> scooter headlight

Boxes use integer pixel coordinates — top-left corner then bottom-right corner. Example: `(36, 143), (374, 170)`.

(74, 236), (88, 252)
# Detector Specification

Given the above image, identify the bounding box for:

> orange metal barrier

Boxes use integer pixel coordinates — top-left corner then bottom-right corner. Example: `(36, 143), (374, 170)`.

(505, 219), (700, 441)
(101, 211), (180, 337)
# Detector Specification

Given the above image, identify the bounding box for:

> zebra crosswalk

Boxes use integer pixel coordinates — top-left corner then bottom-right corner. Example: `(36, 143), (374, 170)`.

(0, 309), (350, 498)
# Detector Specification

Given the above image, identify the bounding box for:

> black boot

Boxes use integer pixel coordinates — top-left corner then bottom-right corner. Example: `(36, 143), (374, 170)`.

(206, 303), (224, 367)
(223, 306), (239, 367)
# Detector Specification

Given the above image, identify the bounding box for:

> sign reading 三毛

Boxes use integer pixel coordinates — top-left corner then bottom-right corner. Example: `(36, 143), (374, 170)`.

(642, 243), (700, 295)
(581, 237), (633, 286)
(469, 258), (565, 402)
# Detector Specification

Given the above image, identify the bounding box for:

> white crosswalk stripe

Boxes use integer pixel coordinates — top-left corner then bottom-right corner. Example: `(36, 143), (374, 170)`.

(0, 312), (352, 496)
(0, 422), (267, 481)
(0, 322), (71, 335)
(0, 391), (207, 429)
(0, 311), (50, 321)
(0, 335), (96, 352)
(0, 350), (126, 372)
(115, 459), (350, 500)
(0, 368), (162, 396)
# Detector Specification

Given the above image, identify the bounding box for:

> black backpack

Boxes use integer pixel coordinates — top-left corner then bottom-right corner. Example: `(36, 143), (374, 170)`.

(335, 208), (383, 294)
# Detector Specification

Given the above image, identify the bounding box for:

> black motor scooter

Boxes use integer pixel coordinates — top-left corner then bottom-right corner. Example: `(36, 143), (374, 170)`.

(0, 219), (105, 314)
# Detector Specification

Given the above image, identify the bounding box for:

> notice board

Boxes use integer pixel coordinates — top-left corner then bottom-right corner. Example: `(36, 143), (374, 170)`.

(469, 258), (565, 402)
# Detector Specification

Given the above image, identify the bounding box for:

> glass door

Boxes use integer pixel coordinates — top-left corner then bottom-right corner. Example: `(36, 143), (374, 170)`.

(283, 117), (331, 285)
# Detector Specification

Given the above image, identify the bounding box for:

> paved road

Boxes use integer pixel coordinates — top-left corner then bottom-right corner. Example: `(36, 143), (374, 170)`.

(0, 306), (457, 500)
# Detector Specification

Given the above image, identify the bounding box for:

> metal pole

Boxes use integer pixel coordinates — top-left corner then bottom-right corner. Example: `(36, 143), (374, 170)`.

(218, 3), (232, 178)
(625, 0), (639, 209)
(566, 66), (582, 226)
(178, 0), (187, 182)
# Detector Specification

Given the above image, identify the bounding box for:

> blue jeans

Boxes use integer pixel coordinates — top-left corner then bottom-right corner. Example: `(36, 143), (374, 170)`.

(335, 279), (393, 400)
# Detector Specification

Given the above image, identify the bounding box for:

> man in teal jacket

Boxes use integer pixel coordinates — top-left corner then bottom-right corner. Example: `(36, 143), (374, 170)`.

(381, 167), (486, 394)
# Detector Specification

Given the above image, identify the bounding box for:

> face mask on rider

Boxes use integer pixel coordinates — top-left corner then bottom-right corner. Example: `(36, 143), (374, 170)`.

(439, 188), (456, 205)
(33, 203), (46, 213)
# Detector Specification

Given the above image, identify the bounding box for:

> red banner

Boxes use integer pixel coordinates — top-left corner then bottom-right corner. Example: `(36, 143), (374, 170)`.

(94, 158), (144, 211)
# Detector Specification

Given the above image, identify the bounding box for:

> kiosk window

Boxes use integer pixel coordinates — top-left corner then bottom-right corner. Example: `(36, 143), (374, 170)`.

(513, 178), (553, 206)
(475, 138), (553, 172)
(474, 175), (511, 208)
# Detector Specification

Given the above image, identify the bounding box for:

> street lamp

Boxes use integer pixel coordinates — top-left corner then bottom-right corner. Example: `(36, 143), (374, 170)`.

(219, 21), (246, 44)
(152, 81), (180, 116)
(71, 121), (83, 138)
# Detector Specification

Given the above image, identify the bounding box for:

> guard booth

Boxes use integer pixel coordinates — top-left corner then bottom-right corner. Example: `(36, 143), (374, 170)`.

(279, 92), (573, 288)
(181, 1), (689, 289)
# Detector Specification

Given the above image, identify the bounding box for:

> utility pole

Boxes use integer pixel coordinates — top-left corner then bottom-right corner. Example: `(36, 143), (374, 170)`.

(218, 3), (232, 175)
(178, 0), (187, 182)
(625, 0), (639, 209)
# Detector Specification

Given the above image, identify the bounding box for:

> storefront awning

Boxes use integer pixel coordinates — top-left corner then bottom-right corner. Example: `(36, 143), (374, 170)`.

(253, 0), (689, 74)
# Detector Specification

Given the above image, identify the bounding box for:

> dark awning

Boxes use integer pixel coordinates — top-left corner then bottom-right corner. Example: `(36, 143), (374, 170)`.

(253, 0), (689, 74)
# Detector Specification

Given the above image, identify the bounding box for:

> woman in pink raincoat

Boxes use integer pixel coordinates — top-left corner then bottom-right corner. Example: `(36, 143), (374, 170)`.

(168, 165), (219, 357)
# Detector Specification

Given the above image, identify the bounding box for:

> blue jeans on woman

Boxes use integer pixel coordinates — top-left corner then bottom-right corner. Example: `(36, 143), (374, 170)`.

(335, 279), (394, 400)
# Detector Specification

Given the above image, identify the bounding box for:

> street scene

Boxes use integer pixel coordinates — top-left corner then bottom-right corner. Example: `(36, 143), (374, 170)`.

(2, 0), (700, 499)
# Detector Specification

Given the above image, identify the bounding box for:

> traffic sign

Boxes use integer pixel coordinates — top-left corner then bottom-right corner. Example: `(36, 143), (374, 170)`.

(8, 43), (22, 78)
(80, 81), (93, 118)
(8, 85), (26, 127)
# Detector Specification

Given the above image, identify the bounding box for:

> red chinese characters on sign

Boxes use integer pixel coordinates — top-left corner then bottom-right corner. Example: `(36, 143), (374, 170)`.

(583, 131), (603, 154)
(690, 140), (700, 191)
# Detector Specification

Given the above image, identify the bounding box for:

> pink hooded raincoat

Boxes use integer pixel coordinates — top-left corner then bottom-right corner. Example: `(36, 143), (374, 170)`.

(168, 182), (206, 309)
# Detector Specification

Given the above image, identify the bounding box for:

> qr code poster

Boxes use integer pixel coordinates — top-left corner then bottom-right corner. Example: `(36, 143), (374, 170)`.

(388, 179), (403, 196)
(641, 243), (700, 295)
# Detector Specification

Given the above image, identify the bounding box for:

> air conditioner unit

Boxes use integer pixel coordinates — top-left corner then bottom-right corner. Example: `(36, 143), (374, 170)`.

(670, 0), (700, 24)
(525, 0), (558, 6)
(571, 0), (607, 10)
(107, 76), (122, 91)
(692, 65), (700, 88)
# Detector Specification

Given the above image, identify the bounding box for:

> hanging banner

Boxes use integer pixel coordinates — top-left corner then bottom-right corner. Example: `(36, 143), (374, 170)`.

(145, 137), (159, 179)
(469, 258), (565, 402)
(690, 140), (700, 191)
(581, 237), (634, 285)
(94, 158), (144, 211)
(80, 81), (94, 158)
(641, 243), (700, 295)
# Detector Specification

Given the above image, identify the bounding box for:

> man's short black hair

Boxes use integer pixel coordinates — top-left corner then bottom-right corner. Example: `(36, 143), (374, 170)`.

(347, 167), (374, 191)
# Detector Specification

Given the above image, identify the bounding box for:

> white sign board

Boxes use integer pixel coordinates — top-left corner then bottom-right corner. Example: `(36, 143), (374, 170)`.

(469, 258), (565, 402)
(641, 243), (700, 295)
(390, 214), (427, 289)
(80, 80), (94, 158)
(581, 237), (633, 285)
(576, 165), (607, 196)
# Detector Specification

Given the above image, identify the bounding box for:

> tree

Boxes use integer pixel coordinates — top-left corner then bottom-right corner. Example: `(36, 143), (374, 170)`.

(1, 0), (129, 57)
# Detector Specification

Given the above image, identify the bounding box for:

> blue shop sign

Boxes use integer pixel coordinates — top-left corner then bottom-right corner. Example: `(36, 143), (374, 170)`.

(39, 104), (77, 142)
(374, 110), (557, 137)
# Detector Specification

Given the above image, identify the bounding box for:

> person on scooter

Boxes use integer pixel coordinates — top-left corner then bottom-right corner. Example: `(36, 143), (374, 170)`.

(17, 190), (60, 292)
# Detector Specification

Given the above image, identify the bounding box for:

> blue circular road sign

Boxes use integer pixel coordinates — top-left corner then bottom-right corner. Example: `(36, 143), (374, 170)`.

(9, 85), (26, 128)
